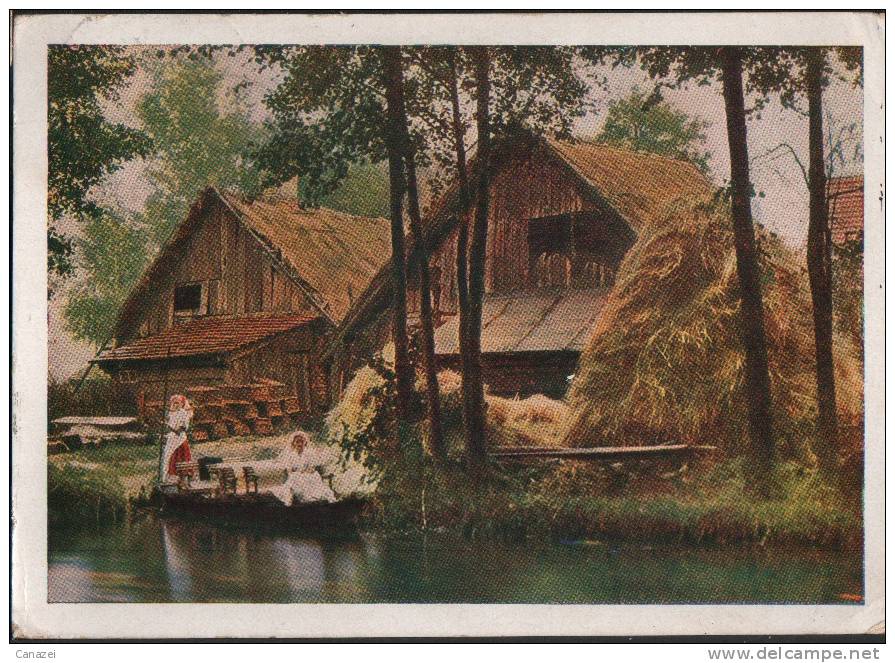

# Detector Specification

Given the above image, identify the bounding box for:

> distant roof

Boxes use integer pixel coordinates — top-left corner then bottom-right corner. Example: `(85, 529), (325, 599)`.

(96, 314), (316, 363)
(433, 288), (609, 356)
(219, 191), (391, 322)
(828, 176), (864, 243)
(324, 131), (710, 359)
(113, 188), (390, 336)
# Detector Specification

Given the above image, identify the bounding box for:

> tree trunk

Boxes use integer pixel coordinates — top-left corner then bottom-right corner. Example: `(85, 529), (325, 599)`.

(402, 118), (447, 461)
(805, 48), (839, 474)
(449, 48), (472, 320)
(448, 48), (475, 467)
(381, 46), (415, 420)
(719, 47), (776, 492)
(461, 46), (491, 468)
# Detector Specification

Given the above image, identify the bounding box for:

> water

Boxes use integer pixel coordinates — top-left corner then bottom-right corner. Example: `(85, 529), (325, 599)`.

(48, 514), (862, 604)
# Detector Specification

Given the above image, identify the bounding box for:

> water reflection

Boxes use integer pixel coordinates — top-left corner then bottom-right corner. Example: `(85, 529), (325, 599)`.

(47, 514), (862, 604)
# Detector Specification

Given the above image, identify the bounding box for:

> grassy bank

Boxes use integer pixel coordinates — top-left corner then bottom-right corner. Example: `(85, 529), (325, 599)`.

(47, 435), (290, 528)
(367, 456), (862, 549)
(48, 429), (862, 550)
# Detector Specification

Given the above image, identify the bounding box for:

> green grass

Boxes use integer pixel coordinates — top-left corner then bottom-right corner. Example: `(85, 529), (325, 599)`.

(48, 462), (128, 529)
(367, 457), (862, 549)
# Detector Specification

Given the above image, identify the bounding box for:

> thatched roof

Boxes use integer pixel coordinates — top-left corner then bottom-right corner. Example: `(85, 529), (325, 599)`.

(113, 188), (390, 337)
(433, 288), (609, 356)
(218, 191), (391, 323)
(545, 137), (713, 232)
(322, 130), (711, 360)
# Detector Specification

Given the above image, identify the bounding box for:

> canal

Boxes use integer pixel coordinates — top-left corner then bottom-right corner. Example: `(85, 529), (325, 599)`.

(48, 514), (863, 604)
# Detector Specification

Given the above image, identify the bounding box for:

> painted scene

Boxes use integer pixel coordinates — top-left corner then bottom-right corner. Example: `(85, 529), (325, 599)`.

(46, 44), (866, 604)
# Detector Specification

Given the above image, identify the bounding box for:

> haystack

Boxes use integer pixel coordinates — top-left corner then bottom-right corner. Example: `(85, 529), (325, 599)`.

(324, 343), (395, 440)
(324, 352), (570, 454)
(563, 197), (863, 458)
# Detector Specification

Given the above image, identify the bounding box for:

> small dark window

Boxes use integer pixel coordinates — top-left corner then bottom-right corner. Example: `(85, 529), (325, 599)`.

(174, 283), (202, 312)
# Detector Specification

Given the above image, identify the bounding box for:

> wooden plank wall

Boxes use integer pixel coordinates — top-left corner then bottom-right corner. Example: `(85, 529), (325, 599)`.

(409, 141), (600, 319)
(123, 199), (318, 342)
(227, 327), (329, 412)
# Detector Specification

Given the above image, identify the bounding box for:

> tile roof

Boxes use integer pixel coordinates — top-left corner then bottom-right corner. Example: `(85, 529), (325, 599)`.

(828, 176), (864, 243)
(95, 314), (317, 363)
(433, 288), (609, 356)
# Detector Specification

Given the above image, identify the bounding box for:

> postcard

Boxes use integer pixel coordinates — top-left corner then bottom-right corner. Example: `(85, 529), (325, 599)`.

(11, 11), (885, 639)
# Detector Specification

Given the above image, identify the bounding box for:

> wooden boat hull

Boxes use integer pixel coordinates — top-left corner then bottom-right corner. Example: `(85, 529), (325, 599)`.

(159, 489), (366, 529)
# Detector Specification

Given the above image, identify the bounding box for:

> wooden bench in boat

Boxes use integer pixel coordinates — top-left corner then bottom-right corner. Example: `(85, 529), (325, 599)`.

(243, 466), (259, 494)
(174, 461), (216, 495)
(218, 467), (238, 496)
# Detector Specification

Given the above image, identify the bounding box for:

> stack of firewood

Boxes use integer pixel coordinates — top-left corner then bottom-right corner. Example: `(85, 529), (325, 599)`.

(141, 379), (304, 441)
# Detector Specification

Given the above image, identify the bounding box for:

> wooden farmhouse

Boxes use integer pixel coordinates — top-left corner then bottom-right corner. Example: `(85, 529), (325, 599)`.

(94, 186), (390, 416)
(323, 131), (709, 398)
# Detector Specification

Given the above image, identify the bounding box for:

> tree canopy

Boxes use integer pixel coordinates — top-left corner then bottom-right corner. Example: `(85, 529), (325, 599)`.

(597, 87), (711, 172)
(64, 56), (267, 345)
(48, 45), (150, 279)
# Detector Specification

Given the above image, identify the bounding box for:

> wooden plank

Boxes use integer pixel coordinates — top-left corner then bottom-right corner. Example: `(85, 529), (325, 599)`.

(52, 416), (139, 427)
(489, 444), (717, 461)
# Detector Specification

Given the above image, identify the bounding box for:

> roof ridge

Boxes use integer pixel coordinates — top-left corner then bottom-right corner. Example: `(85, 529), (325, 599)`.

(549, 135), (704, 173)
(219, 187), (389, 223)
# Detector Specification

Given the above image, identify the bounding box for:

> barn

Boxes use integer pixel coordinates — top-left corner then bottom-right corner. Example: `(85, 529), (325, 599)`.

(322, 130), (709, 398)
(93, 186), (391, 416)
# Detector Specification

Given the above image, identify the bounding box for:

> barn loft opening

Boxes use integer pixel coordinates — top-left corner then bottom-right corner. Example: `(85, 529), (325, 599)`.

(526, 211), (635, 289)
(174, 282), (203, 315)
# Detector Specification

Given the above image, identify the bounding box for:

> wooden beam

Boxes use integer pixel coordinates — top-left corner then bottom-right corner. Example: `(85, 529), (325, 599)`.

(489, 444), (717, 461)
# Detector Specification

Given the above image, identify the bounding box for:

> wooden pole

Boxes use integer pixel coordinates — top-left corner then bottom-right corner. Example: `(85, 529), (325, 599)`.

(156, 346), (173, 485)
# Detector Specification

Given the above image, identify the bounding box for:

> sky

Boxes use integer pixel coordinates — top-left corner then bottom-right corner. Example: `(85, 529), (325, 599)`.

(48, 48), (864, 382)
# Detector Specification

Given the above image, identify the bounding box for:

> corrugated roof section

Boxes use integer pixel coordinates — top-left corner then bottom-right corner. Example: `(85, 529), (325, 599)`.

(828, 176), (864, 243)
(95, 314), (317, 362)
(434, 288), (609, 356)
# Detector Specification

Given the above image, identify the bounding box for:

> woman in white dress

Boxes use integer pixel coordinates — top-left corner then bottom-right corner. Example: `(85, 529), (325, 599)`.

(269, 432), (336, 506)
(160, 394), (194, 484)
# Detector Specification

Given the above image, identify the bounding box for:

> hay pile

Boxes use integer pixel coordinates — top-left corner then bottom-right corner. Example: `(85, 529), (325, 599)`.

(487, 394), (570, 449)
(323, 343), (396, 440)
(563, 197), (864, 458)
(324, 352), (570, 454)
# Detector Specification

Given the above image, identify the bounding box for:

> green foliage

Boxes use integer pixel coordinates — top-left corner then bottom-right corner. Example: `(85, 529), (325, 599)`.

(371, 455), (860, 547)
(251, 46), (388, 203)
(254, 46), (593, 202)
(597, 87), (711, 172)
(48, 45), (150, 278)
(48, 462), (128, 529)
(64, 57), (267, 344)
(64, 207), (149, 344)
(317, 161), (390, 218)
(136, 58), (268, 246)
(48, 374), (135, 420)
